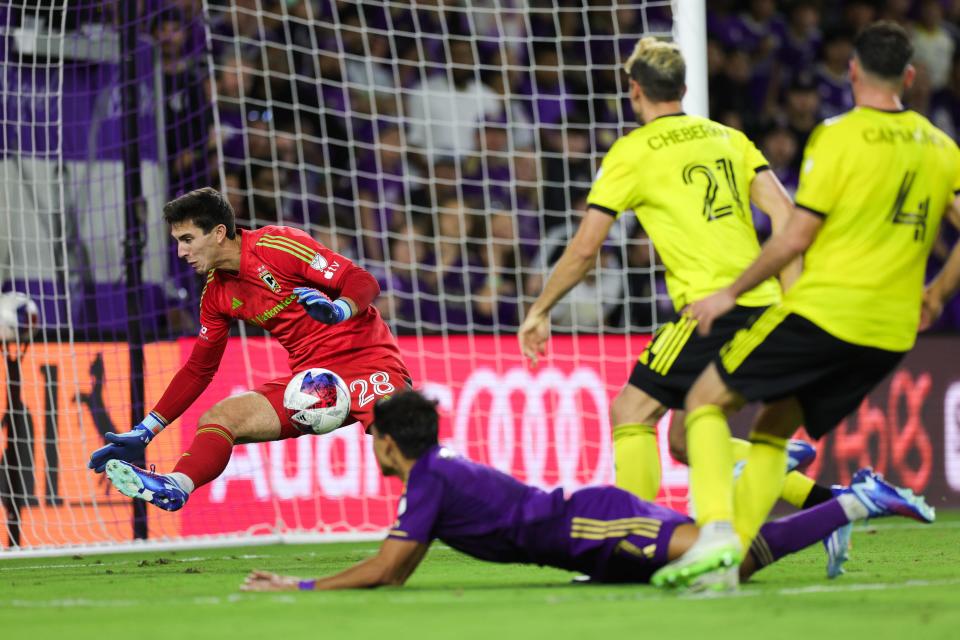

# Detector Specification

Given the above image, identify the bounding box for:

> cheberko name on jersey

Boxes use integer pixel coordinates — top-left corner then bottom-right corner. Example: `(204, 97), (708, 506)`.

(647, 123), (729, 150)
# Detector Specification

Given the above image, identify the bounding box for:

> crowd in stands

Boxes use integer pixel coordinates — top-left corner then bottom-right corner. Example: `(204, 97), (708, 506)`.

(155, 0), (960, 335)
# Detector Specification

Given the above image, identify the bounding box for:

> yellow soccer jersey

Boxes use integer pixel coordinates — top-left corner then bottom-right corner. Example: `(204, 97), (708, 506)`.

(587, 113), (781, 311)
(787, 107), (960, 352)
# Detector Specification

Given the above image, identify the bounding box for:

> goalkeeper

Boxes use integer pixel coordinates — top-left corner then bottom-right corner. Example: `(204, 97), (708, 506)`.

(518, 38), (832, 530)
(241, 390), (933, 592)
(88, 187), (411, 512)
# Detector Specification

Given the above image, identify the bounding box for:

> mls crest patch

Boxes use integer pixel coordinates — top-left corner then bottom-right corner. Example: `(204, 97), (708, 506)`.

(310, 253), (329, 271)
(257, 266), (281, 293)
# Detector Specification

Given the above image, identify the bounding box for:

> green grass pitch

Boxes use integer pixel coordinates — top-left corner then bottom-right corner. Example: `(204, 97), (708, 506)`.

(2, 513), (959, 640)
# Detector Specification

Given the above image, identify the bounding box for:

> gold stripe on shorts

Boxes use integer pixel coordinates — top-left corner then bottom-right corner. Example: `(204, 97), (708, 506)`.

(720, 305), (789, 373)
(655, 316), (698, 374)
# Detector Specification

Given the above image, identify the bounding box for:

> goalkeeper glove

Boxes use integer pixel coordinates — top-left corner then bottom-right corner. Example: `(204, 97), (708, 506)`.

(293, 287), (353, 325)
(88, 412), (166, 473)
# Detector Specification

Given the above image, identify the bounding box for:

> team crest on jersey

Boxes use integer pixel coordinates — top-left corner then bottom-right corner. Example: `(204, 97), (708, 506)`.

(310, 253), (329, 271)
(257, 266), (281, 293)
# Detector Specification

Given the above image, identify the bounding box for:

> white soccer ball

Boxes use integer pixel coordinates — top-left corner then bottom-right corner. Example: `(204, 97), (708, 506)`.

(0, 292), (40, 342)
(283, 368), (351, 435)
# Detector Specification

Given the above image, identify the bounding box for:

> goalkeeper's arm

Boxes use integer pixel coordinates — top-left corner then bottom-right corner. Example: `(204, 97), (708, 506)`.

(88, 337), (227, 472)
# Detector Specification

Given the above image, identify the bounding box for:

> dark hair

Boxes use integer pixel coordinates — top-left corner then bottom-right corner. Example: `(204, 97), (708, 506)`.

(854, 21), (913, 80)
(372, 390), (439, 459)
(163, 187), (236, 239)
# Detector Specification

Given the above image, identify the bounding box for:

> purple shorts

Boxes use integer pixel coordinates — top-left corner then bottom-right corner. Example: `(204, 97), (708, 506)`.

(564, 486), (692, 583)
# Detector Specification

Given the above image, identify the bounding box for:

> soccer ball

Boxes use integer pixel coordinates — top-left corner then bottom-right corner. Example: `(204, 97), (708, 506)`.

(283, 368), (351, 435)
(0, 292), (40, 342)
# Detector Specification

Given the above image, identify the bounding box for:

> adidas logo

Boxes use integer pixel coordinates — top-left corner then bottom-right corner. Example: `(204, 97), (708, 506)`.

(231, 298), (243, 310)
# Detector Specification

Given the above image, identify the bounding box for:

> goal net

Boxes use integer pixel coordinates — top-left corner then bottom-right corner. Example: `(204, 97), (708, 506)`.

(1, 0), (701, 555)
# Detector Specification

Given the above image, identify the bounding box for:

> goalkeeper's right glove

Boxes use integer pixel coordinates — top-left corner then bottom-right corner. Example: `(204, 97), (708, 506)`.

(88, 412), (166, 473)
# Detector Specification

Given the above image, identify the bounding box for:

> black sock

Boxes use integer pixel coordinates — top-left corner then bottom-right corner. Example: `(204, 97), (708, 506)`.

(802, 483), (835, 509)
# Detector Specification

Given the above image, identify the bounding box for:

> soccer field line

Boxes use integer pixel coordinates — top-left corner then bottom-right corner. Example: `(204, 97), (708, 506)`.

(0, 553), (277, 572)
(857, 519), (960, 531)
(4, 577), (960, 609)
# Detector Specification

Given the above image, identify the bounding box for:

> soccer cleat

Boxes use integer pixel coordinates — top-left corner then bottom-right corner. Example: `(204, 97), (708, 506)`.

(786, 439), (817, 472)
(733, 438), (816, 480)
(823, 516), (853, 579)
(845, 467), (936, 523)
(651, 525), (742, 592)
(105, 459), (189, 512)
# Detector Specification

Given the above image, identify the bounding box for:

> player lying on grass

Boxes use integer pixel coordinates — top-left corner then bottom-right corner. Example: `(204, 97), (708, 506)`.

(87, 187), (411, 511)
(242, 390), (934, 592)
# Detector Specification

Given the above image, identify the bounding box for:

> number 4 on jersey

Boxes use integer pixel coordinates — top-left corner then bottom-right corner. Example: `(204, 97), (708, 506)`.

(890, 171), (929, 242)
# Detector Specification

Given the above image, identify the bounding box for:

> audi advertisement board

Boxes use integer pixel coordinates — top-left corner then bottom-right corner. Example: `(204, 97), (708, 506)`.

(177, 334), (960, 536)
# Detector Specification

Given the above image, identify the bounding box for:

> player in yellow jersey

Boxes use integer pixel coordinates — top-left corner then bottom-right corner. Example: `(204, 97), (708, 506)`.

(654, 22), (959, 592)
(518, 37), (835, 521)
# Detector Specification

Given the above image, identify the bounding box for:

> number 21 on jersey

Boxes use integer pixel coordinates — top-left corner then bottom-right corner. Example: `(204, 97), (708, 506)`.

(682, 157), (745, 221)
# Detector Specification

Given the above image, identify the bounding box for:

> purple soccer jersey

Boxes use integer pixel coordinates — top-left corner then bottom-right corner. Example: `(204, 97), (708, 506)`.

(388, 446), (691, 582)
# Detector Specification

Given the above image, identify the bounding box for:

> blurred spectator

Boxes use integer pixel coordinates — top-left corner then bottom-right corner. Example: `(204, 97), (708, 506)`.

(912, 0), (956, 97)
(355, 124), (411, 263)
(932, 55), (960, 138)
(404, 39), (502, 163)
(843, 0), (879, 33)
(779, 73), (821, 169)
(525, 196), (624, 331)
(209, 54), (256, 167)
(776, 1), (821, 90)
(815, 29), (855, 119)
(222, 170), (247, 221)
(880, 0), (912, 26)
(712, 47), (758, 130)
(152, 8), (208, 197)
(760, 125), (800, 195)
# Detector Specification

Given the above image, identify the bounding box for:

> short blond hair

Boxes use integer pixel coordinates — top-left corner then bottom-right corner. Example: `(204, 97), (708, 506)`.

(624, 37), (685, 102)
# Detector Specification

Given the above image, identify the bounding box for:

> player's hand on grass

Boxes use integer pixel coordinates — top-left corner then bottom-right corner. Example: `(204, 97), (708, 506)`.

(293, 287), (353, 325)
(241, 570), (302, 592)
(88, 415), (162, 473)
(919, 288), (943, 332)
(518, 310), (550, 366)
(685, 289), (736, 336)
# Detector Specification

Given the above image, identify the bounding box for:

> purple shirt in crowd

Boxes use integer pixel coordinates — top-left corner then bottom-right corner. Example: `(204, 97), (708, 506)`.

(388, 445), (691, 582)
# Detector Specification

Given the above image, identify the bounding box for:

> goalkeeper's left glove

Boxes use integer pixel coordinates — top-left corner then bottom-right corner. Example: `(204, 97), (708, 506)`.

(88, 412), (166, 473)
(293, 287), (353, 325)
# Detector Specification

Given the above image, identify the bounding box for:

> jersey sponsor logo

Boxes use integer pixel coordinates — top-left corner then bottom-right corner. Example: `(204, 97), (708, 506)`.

(199, 325), (209, 339)
(323, 259), (341, 281)
(249, 293), (298, 327)
(310, 253), (329, 271)
(257, 266), (282, 293)
(231, 297), (244, 310)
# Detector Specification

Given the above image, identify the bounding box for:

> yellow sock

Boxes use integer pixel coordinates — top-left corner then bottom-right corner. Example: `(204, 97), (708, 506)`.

(685, 405), (734, 526)
(780, 471), (816, 509)
(613, 423), (660, 501)
(733, 432), (788, 548)
(731, 437), (814, 508)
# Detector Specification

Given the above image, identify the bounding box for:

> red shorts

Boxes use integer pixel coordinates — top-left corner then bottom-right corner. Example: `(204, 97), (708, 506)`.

(255, 355), (412, 438)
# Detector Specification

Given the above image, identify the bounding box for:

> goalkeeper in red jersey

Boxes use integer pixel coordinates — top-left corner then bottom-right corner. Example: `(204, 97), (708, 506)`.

(88, 187), (411, 511)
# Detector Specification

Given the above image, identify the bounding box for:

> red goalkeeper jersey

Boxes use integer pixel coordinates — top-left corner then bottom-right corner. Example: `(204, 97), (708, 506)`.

(152, 225), (403, 424)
